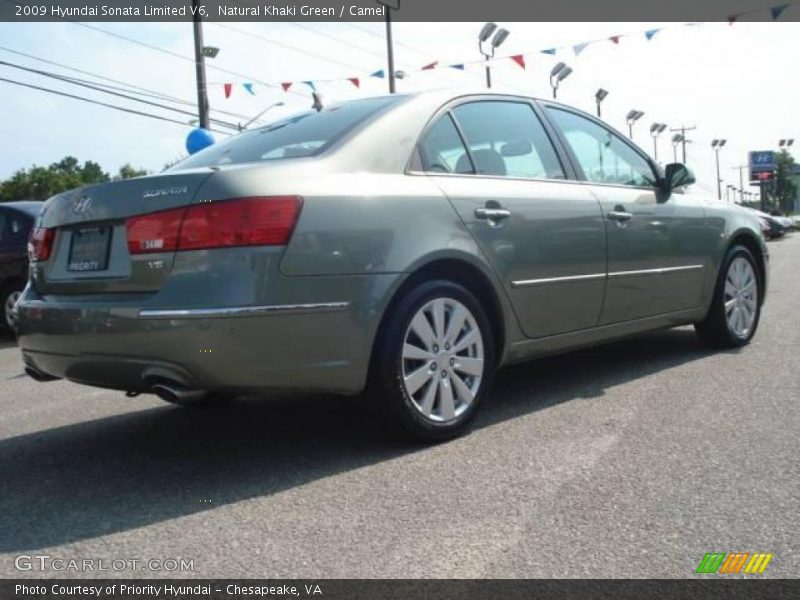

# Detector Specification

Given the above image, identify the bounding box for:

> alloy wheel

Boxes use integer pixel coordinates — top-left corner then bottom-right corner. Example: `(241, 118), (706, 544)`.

(4, 290), (22, 330)
(401, 297), (484, 423)
(724, 257), (758, 339)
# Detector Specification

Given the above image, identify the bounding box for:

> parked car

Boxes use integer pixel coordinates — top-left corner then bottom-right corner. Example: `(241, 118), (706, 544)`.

(745, 207), (789, 239)
(16, 92), (768, 440)
(1, 201), (42, 332)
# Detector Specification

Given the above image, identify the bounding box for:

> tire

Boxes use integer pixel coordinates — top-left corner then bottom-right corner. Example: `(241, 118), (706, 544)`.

(368, 279), (496, 442)
(1, 281), (25, 334)
(695, 245), (762, 348)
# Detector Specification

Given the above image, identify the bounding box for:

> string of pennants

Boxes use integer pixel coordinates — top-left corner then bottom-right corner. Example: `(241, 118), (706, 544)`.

(218, 3), (798, 99)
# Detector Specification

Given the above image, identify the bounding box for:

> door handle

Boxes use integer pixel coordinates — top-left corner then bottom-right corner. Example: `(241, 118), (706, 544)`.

(475, 208), (512, 220)
(607, 210), (633, 222)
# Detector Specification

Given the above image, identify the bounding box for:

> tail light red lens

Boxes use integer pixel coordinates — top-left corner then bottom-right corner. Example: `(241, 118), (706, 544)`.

(126, 207), (185, 255)
(125, 196), (302, 255)
(28, 227), (55, 261)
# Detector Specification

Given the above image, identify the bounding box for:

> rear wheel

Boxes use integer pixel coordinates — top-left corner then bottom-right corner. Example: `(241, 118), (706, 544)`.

(369, 280), (496, 442)
(1, 282), (25, 334)
(695, 245), (761, 348)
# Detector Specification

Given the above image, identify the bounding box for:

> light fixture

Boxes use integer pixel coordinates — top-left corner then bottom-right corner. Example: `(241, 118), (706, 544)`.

(201, 46), (220, 59)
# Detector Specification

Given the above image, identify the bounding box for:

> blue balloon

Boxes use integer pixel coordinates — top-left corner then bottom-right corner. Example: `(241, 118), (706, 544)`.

(186, 128), (215, 155)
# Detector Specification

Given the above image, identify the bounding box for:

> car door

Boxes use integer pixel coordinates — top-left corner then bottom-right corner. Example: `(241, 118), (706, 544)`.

(544, 105), (708, 325)
(415, 98), (607, 339)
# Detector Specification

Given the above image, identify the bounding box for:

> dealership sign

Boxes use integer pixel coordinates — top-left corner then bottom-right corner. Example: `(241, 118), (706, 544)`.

(749, 150), (776, 182)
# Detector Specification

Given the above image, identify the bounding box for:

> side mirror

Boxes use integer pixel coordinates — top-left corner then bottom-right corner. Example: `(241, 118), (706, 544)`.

(662, 163), (695, 192)
(500, 140), (532, 157)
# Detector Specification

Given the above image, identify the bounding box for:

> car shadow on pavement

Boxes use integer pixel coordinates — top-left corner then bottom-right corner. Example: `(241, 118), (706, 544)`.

(0, 327), (721, 552)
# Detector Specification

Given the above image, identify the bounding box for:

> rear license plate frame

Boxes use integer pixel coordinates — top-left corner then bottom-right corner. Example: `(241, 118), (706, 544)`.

(67, 226), (112, 272)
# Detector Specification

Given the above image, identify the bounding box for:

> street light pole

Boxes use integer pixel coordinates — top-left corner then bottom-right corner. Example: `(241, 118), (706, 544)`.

(385, 10), (396, 93)
(669, 124), (696, 164)
(595, 88), (608, 118)
(478, 23), (509, 90)
(549, 63), (572, 99)
(191, 0), (210, 130)
(625, 110), (644, 140)
(711, 139), (727, 201)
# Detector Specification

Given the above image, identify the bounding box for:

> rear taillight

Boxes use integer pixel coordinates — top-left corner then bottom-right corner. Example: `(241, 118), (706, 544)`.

(126, 207), (185, 255)
(28, 227), (55, 261)
(125, 197), (302, 255)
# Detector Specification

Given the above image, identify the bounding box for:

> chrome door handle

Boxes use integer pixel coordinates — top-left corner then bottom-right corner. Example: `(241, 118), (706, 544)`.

(607, 210), (633, 222)
(475, 208), (512, 220)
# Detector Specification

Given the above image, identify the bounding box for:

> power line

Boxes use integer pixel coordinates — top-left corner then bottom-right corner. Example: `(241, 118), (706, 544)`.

(0, 45), (256, 121)
(0, 76), (231, 135)
(0, 60), (241, 130)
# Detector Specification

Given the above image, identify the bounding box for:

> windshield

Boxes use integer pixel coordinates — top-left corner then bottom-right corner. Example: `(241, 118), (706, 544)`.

(171, 95), (405, 170)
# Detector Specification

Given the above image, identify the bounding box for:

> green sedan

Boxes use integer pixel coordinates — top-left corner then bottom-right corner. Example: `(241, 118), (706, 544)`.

(17, 91), (768, 441)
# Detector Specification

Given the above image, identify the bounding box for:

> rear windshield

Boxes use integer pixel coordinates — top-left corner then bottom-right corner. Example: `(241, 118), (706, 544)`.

(172, 95), (404, 170)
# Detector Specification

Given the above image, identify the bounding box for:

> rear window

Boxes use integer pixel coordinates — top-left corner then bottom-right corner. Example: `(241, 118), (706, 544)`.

(172, 96), (404, 170)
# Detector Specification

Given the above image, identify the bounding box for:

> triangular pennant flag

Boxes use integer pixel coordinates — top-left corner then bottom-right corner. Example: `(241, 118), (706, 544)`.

(243, 83), (255, 95)
(281, 82), (292, 92)
(771, 3), (790, 19)
(421, 61), (438, 70)
(370, 69), (385, 78)
(727, 14), (739, 25)
(223, 83), (232, 98)
(609, 35), (620, 44)
(573, 42), (590, 56)
(303, 81), (316, 91)
(541, 48), (556, 55)
(510, 54), (525, 69)
(348, 77), (360, 88)
(449, 63), (465, 70)
(645, 28), (661, 40)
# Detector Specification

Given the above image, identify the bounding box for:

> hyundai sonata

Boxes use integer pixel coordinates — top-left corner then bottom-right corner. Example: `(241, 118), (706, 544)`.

(17, 91), (768, 440)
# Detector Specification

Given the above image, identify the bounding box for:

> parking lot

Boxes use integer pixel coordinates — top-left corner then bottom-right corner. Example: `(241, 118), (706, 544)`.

(0, 234), (797, 579)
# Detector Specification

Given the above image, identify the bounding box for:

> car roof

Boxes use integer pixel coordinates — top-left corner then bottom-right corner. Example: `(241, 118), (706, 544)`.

(0, 201), (44, 217)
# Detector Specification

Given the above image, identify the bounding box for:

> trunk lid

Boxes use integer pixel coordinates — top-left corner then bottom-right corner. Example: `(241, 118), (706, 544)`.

(33, 169), (214, 294)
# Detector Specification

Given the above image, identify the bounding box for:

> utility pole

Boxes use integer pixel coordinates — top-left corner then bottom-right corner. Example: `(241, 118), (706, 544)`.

(191, 0), (210, 129)
(731, 165), (747, 204)
(385, 8), (396, 94)
(669, 125), (697, 163)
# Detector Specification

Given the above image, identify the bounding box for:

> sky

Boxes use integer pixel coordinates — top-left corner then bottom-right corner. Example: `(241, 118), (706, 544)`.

(1, 20), (799, 199)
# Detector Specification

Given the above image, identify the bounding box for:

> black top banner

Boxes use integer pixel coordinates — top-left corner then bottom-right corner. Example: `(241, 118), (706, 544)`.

(2, 0), (800, 22)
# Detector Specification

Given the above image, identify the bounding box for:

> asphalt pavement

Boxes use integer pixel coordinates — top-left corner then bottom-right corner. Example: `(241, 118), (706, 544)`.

(0, 234), (798, 579)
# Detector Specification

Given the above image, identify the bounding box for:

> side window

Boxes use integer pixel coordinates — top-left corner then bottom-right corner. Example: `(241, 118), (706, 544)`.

(547, 108), (656, 187)
(452, 101), (565, 180)
(418, 114), (473, 174)
(0, 212), (7, 245)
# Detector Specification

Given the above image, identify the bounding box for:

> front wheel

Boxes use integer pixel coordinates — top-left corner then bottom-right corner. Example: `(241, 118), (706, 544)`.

(369, 280), (496, 442)
(695, 245), (761, 348)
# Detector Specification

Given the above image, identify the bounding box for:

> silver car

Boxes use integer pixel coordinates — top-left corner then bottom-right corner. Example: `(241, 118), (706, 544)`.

(17, 91), (768, 440)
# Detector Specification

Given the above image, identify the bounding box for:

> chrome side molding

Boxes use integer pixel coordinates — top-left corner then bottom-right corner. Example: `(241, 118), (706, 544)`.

(512, 265), (704, 288)
(139, 302), (350, 320)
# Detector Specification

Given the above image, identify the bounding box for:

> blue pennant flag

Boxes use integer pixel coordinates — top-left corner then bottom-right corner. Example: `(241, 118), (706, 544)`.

(243, 83), (255, 95)
(771, 3), (790, 19)
(541, 48), (556, 55)
(370, 69), (385, 78)
(303, 81), (316, 91)
(645, 28), (661, 40)
(449, 64), (465, 70)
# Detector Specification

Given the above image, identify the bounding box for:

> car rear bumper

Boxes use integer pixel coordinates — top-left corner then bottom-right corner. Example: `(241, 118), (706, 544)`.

(16, 272), (402, 395)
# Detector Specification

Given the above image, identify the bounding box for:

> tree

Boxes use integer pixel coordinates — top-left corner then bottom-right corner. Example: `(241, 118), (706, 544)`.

(0, 157), (148, 201)
(115, 164), (148, 180)
(773, 149), (797, 214)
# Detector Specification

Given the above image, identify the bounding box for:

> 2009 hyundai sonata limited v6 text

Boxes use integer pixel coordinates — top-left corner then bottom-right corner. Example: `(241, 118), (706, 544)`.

(17, 91), (768, 440)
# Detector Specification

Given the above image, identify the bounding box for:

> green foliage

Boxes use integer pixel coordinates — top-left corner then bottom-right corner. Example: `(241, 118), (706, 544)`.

(0, 156), (149, 202)
(773, 149), (798, 213)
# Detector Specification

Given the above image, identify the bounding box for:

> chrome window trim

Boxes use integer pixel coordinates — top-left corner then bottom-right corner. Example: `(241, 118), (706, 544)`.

(139, 302), (350, 320)
(511, 265), (704, 288)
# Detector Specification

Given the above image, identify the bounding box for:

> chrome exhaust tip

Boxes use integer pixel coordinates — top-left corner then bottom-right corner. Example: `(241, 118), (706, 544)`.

(150, 383), (207, 405)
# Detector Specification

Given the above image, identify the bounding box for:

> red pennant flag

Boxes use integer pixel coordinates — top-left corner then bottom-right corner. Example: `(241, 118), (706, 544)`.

(281, 82), (292, 92)
(609, 35), (620, 44)
(223, 83), (232, 98)
(510, 54), (525, 69)
(421, 61), (438, 70)
(348, 77), (360, 88)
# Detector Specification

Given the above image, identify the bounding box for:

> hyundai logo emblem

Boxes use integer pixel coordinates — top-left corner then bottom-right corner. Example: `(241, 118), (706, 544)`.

(72, 195), (91, 214)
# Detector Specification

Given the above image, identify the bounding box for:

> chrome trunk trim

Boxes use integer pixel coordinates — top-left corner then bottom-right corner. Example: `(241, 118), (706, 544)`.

(139, 302), (350, 319)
